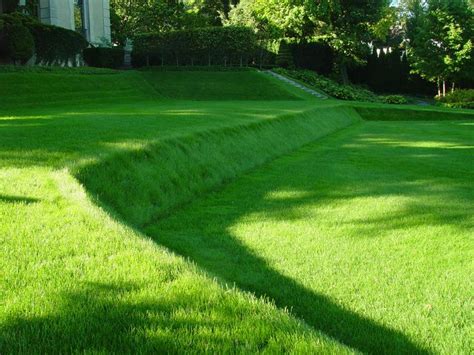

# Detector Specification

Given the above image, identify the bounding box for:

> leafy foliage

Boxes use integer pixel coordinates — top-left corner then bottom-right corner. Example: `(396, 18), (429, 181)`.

(0, 14), (35, 64)
(436, 89), (474, 109)
(110, 0), (228, 45)
(274, 68), (381, 102)
(1, 13), (87, 66)
(381, 95), (408, 105)
(404, 0), (474, 87)
(83, 47), (125, 69)
(228, 0), (391, 82)
(133, 26), (257, 67)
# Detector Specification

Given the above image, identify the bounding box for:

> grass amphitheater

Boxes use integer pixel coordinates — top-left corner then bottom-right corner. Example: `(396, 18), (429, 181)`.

(0, 68), (473, 354)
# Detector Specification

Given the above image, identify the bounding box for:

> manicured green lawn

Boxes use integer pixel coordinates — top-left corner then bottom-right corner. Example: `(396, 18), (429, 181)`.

(0, 68), (472, 353)
(150, 120), (473, 354)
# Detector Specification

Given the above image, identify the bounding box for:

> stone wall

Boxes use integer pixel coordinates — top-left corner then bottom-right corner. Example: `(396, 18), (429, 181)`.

(39, 0), (75, 30)
(38, 0), (111, 46)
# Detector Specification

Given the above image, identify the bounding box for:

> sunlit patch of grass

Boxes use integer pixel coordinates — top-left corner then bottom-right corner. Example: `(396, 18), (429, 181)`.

(0, 68), (473, 353)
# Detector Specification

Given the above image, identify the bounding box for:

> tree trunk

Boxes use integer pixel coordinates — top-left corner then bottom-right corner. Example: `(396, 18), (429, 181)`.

(146, 55), (150, 67)
(442, 80), (446, 97)
(437, 78), (441, 96)
(340, 63), (350, 85)
(451, 82), (455, 93)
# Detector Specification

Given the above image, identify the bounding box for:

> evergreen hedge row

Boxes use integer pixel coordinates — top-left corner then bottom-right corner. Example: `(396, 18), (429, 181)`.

(0, 13), (87, 66)
(133, 26), (258, 67)
(84, 47), (124, 69)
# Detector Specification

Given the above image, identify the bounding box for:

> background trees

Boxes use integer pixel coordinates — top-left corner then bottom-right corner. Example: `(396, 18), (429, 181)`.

(403, 0), (473, 96)
(109, 0), (473, 94)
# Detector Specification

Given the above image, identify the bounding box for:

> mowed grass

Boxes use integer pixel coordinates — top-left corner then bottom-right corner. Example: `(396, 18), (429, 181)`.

(1, 68), (473, 353)
(149, 120), (474, 354)
(140, 70), (307, 100)
(0, 70), (351, 353)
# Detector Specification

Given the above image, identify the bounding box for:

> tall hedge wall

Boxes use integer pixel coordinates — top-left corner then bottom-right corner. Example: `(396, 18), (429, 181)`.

(133, 26), (258, 67)
(0, 13), (87, 66)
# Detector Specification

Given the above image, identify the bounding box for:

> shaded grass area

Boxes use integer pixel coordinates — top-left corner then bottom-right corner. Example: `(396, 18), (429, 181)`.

(0, 170), (350, 354)
(75, 105), (358, 226)
(141, 70), (306, 100)
(145, 120), (473, 354)
(354, 104), (474, 121)
(1, 69), (473, 353)
(0, 68), (355, 353)
(0, 100), (321, 168)
(0, 71), (157, 109)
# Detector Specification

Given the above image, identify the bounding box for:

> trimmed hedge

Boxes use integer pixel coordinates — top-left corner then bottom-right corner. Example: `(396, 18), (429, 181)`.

(0, 16), (35, 64)
(133, 26), (257, 67)
(84, 47), (124, 69)
(436, 89), (474, 109)
(0, 12), (87, 66)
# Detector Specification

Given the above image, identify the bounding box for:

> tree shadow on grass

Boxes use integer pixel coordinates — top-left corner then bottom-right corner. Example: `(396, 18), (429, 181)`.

(4, 121), (471, 353)
(144, 121), (472, 354)
(0, 282), (265, 353)
(0, 194), (40, 204)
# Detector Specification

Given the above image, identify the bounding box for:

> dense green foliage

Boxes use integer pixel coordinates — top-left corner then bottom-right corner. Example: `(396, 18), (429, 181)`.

(1, 16), (34, 64)
(436, 88), (474, 109)
(110, 0), (229, 45)
(404, 0), (474, 93)
(226, 0), (391, 82)
(274, 67), (381, 102)
(133, 26), (257, 67)
(381, 95), (408, 105)
(83, 47), (125, 69)
(0, 13), (87, 65)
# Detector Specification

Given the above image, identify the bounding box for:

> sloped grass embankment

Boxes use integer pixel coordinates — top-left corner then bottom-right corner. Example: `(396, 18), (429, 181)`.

(74, 105), (359, 228)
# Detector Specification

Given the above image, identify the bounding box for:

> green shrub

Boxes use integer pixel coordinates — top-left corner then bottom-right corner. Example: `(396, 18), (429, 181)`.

(133, 26), (257, 67)
(6, 22), (34, 63)
(84, 47), (124, 69)
(437, 89), (474, 109)
(274, 68), (381, 102)
(1, 12), (87, 66)
(381, 95), (408, 105)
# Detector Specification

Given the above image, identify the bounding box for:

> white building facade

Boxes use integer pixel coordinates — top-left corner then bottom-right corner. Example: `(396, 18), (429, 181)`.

(1, 0), (111, 46)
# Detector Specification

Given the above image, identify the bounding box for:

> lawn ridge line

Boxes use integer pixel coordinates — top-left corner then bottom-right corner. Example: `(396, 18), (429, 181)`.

(72, 104), (361, 227)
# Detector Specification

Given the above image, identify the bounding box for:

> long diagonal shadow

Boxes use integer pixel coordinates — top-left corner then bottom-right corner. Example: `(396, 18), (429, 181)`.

(146, 218), (430, 355)
(142, 122), (472, 354)
(72, 120), (472, 353)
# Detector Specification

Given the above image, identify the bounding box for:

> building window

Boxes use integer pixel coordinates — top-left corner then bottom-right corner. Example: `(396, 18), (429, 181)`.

(74, 0), (84, 35)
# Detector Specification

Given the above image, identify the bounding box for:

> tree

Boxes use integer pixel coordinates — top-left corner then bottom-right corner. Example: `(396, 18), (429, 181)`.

(110, 0), (230, 45)
(227, 0), (390, 83)
(404, 0), (474, 96)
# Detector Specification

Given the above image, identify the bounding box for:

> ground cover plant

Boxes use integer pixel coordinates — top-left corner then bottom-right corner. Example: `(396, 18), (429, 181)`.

(1, 68), (473, 354)
(274, 67), (381, 102)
